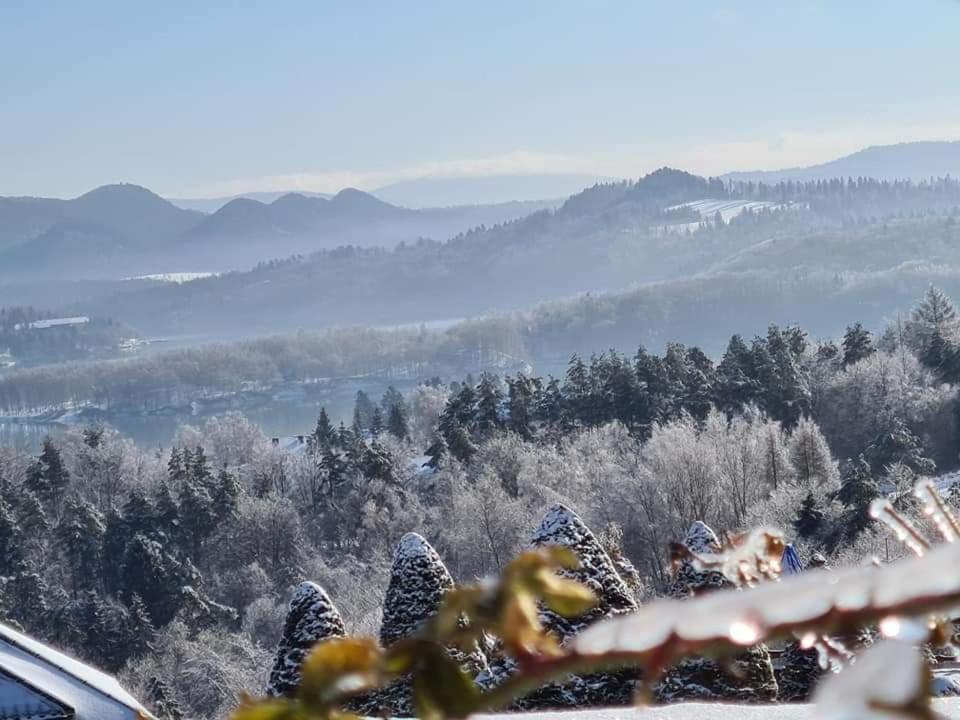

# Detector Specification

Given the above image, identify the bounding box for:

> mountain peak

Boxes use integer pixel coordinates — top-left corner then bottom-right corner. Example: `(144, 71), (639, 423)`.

(73, 183), (173, 208)
(724, 140), (960, 183)
(332, 187), (400, 214)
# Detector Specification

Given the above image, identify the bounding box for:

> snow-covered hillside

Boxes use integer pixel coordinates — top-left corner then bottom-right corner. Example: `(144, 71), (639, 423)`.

(659, 199), (790, 233)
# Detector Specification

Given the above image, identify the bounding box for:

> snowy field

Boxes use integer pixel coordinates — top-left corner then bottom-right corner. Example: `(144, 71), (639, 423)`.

(473, 698), (960, 719)
(127, 272), (218, 283)
(668, 199), (785, 222)
(658, 199), (790, 234)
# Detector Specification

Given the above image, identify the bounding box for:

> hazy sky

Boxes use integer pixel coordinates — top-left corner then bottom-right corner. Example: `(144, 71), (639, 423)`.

(3, 1), (960, 198)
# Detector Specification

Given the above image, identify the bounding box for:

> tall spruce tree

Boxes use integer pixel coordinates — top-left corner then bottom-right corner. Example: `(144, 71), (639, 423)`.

(536, 376), (565, 429)
(715, 334), (760, 416)
(836, 455), (879, 535)
(793, 492), (826, 539)
(178, 473), (215, 561)
(506, 374), (536, 439)
(563, 355), (591, 425)
(865, 419), (935, 477)
(212, 467), (243, 521)
(353, 390), (376, 433)
(841, 323), (874, 367)
(126, 593), (158, 658)
(386, 402), (409, 441)
(313, 408), (336, 449)
(57, 498), (106, 599)
(120, 534), (196, 626)
(475, 373), (503, 438)
(26, 437), (70, 515)
(167, 448), (187, 487)
(908, 285), (959, 355)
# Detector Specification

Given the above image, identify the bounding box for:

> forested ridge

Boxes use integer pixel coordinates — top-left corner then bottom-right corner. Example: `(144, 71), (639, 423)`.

(2, 287), (960, 718)
(76, 170), (960, 338)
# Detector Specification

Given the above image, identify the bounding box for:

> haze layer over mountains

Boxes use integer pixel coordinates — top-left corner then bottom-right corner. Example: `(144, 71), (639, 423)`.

(4, 140), (960, 356)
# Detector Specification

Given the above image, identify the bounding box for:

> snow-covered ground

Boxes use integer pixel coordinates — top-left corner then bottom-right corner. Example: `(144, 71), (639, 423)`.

(668, 199), (784, 222)
(13, 315), (90, 330)
(932, 470), (960, 496)
(472, 698), (960, 720)
(658, 199), (791, 234)
(128, 272), (218, 283)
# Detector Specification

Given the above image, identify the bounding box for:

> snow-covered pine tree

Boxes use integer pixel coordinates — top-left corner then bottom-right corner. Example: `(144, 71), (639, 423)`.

(482, 504), (640, 709)
(655, 521), (778, 704)
(266, 581), (346, 698)
(368, 532), (487, 716)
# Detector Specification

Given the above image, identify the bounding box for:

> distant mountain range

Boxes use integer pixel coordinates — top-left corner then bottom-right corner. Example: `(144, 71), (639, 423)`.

(168, 173), (609, 212)
(725, 140), (960, 183)
(78, 165), (960, 341)
(0, 184), (558, 280)
(168, 190), (333, 213)
(369, 173), (612, 208)
(166, 142), (960, 215)
(5, 139), (960, 285)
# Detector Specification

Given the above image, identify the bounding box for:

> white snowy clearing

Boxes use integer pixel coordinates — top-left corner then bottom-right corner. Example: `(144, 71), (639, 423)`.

(128, 271), (219, 283)
(667, 199), (784, 222)
(657, 199), (791, 234)
(12, 315), (90, 330)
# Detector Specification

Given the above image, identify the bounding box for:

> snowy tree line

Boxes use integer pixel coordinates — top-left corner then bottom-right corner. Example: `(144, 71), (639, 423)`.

(0, 287), (959, 718)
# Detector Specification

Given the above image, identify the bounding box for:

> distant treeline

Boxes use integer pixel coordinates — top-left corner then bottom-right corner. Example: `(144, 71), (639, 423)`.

(0, 324), (528, 414)
(7, 270), (960, 416)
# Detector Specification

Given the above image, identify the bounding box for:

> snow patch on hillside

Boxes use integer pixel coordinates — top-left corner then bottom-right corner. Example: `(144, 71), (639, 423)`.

(658, 198), (792, 234)
(129, 272), (218, 283)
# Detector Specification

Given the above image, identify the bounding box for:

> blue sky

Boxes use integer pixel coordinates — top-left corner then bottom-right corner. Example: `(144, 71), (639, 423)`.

(2, 1), (959, 197)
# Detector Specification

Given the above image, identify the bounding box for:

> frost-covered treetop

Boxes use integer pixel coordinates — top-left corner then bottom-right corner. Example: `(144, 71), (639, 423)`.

(266, 581), (346, 698)
(529, 504), (637, 638)
(683, 520), (721, 554)
(380, 532), (455, 647)
(530, 504), (584, 546)
(395, 531), (434, 562)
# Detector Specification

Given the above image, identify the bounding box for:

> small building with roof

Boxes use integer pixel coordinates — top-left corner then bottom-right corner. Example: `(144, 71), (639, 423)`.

(0, 622), (153, 719)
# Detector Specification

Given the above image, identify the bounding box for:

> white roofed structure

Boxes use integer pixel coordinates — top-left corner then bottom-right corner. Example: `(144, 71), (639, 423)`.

(0, 622), (153, 719)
